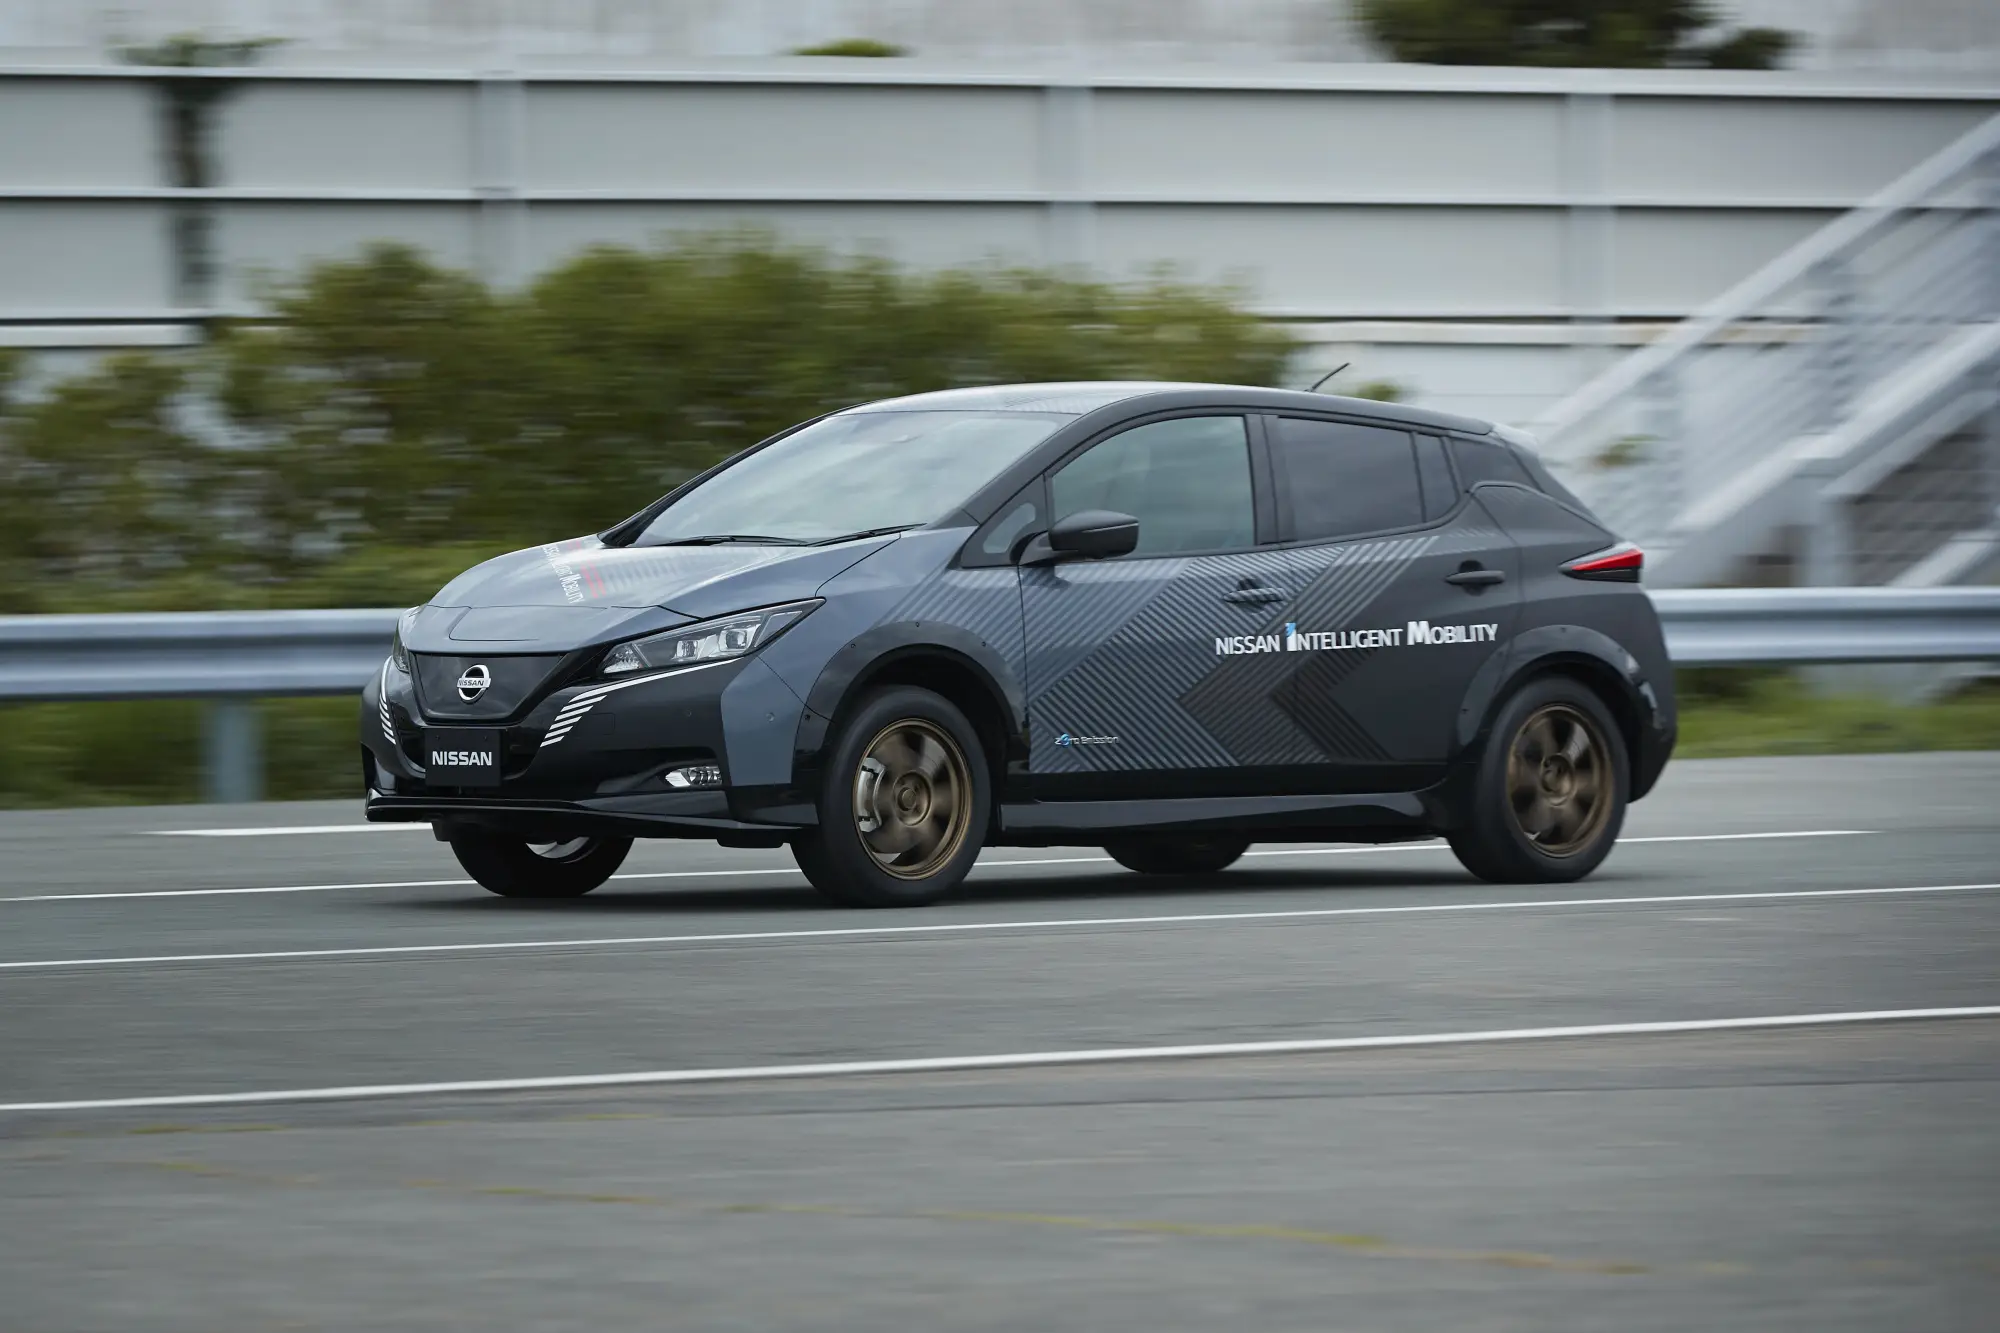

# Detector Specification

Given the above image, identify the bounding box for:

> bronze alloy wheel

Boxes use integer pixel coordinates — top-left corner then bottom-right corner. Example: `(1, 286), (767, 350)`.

(1506, 703), (1613, 856)
(852, 718), (973, 880)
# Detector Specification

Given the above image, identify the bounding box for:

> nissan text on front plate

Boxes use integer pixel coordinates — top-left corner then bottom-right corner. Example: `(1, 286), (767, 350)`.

(424, 730), (502, 787)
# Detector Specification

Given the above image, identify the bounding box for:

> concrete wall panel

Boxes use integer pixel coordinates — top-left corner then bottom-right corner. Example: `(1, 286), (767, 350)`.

(1091, 90), (1569, 197)
(0, 203), (173, 311)
(523, 84), (1045, 194)
(218, 82), (478, 190)
(0, 78), (155, 187)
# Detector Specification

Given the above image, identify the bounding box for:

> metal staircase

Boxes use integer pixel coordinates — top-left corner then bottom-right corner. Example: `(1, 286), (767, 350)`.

(1528, 112), (2000, 591)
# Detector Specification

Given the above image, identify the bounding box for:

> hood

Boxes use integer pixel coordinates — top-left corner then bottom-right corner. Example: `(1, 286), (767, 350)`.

(407, 534), (896, 654)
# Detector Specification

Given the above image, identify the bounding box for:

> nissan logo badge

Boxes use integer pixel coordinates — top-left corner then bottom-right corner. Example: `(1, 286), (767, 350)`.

(456, 664), (492, 702)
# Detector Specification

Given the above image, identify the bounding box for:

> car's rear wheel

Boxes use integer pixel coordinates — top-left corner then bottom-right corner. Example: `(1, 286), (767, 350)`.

(1103, 836), (1250, 875)
(1448, 676), (1626, 884)
(792, 686), (990, 908)
(448, 831), (632, 898)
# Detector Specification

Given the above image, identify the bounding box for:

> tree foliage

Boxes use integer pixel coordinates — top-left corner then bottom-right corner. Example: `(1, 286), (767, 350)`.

(1356, 0), (1795, 69)
(791, 38), (908, 57)
(0, 235), (1297, 613)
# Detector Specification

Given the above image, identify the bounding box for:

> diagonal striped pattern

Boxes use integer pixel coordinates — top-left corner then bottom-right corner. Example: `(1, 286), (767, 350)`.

(377, 661), (396, 746)
(1028, 549), (1294, 774)
(537, 660), (732, 748)
(1273, 648), (1391, 761)
(1175, 534), (1438, 765)
(883, 568), (1028, 681)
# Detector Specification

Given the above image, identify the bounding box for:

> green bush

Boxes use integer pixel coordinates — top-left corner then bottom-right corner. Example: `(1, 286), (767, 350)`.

(1674, 673), (2000, 759)
(1356, 0), (1794, 70)
(791, 38), (908, 57)
(0, 698), (357, 807)
(0, 232), (1298, 614)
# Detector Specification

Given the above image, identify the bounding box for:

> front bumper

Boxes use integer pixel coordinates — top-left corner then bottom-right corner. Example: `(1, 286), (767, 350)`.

(360, 654), (811, 839)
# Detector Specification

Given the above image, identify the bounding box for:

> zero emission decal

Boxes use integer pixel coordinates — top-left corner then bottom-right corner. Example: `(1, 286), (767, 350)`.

(541, 540), (608, 604)
(1215, 621), (1499, 656)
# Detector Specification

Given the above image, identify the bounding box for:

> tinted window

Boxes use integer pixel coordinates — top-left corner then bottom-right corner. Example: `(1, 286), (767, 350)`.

(979, 496), (1042, 560)
(1051, 416), (1254, 556)
(1270, 418), (1423, 542)
(1450, 436), (1536, 491)
(1416, 434), (1457, 519)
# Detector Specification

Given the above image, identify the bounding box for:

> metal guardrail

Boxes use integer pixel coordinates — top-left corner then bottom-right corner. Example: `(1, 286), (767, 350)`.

(3, 587), (2000, 801)
(1655, 587), (2000, 666)
(0, 609), (399, 701)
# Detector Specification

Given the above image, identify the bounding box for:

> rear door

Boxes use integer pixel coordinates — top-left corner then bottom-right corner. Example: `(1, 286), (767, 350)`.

(1238, 416), (1522, 791)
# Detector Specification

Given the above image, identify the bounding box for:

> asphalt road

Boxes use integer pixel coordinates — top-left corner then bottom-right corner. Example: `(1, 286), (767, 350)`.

(2, 752), (1997, 1331)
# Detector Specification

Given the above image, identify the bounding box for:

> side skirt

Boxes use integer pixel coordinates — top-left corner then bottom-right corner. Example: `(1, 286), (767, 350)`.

(996, 789), (1441, 844)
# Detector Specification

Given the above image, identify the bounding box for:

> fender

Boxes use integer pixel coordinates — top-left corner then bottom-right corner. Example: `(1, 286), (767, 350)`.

(791, 622), (1030, 794)
(1454, 622), (1672, 799)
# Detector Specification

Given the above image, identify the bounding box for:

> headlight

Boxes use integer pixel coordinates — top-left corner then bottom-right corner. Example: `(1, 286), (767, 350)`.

(600, 600), (820, 677)
(390, 607), (420, 673)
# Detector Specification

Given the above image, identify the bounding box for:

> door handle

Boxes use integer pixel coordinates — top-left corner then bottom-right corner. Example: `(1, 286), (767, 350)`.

(1445, 568), (1506, 588)
(1223, 586), (1290, 605)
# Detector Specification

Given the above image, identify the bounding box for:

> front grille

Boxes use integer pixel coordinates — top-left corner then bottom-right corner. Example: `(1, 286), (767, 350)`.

(411, 653), (567, 721)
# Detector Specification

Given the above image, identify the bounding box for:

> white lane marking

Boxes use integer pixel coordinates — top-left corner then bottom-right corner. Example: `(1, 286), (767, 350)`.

(150, 823), (434, 837)
(3, 882), (1992, 972)
(7, 1006), (1996, 1115)
(12, 830), (1875, 904)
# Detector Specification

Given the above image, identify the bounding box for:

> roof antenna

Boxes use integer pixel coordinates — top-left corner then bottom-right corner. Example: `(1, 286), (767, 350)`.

(1307, 362), (1351, 393)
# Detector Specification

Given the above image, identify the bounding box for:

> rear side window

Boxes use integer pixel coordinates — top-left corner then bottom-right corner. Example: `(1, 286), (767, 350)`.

(1415, 434), (1457, 519)
(1269, 418), (1424, 542)
(1450, 436), (1536, 490)
(1052, 415), (1255, 556)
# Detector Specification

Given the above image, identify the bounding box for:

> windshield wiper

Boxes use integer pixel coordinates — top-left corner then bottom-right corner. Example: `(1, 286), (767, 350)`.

(812, 524), (923, 545)
(653, 533), (811, 546)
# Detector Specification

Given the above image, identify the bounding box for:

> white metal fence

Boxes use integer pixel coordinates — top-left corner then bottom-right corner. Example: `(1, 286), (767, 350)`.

(1529, 111), (2000, 585)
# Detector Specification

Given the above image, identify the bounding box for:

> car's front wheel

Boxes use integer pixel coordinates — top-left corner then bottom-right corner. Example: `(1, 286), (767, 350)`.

(1103, 836), (1250, 875)
(448, 831), (632, 898)
(792, 686), (990, 908)
(1448, 676), (1627, 884)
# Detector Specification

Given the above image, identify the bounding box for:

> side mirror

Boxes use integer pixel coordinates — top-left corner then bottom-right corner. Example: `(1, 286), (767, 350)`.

(1034, 509), (1139, 562)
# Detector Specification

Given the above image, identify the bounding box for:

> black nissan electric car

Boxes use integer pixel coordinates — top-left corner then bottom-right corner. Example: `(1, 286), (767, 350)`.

(361, 382), (1675, 906)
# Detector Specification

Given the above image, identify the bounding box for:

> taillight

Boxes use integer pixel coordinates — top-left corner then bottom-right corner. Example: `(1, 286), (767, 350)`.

(1561, 542), (1644, 582)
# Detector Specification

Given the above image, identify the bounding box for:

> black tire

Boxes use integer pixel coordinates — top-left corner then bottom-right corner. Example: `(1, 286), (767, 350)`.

(448, 831), (632, 898)
(791, 686), (991, 908)
(1103, 836), (1250, 876)
(1448, 675), (1628, 884)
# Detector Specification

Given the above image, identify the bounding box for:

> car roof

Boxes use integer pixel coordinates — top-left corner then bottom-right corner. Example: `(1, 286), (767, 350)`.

(841, 381), (1492, 435)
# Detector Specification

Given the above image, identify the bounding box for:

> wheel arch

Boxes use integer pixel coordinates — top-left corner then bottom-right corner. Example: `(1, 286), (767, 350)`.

(794, 626), (1028, 812)
(1458, 625), (1672, 802)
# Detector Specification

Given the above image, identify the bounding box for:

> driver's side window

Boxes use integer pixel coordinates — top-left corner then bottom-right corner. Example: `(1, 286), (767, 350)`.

(1050, 416), (1254, 557)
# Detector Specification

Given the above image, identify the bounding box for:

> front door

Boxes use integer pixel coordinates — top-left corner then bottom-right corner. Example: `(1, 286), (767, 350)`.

(1021, 413), (1284, 798)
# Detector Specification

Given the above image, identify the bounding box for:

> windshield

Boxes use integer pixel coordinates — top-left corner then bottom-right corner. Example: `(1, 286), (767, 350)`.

(635, 411), (1066, 546)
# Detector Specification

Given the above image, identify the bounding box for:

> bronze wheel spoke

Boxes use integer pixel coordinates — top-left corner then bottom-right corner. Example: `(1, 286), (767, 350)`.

(1505, 702), (1613, 858)
(1515, 790), (1556, 839)
(869, 817), (924, 856)
(909, 735), (951, 782)
(1560, 720), (1592, 763)
(873, 733), (924, 782)
(854, 718), (973, 879)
